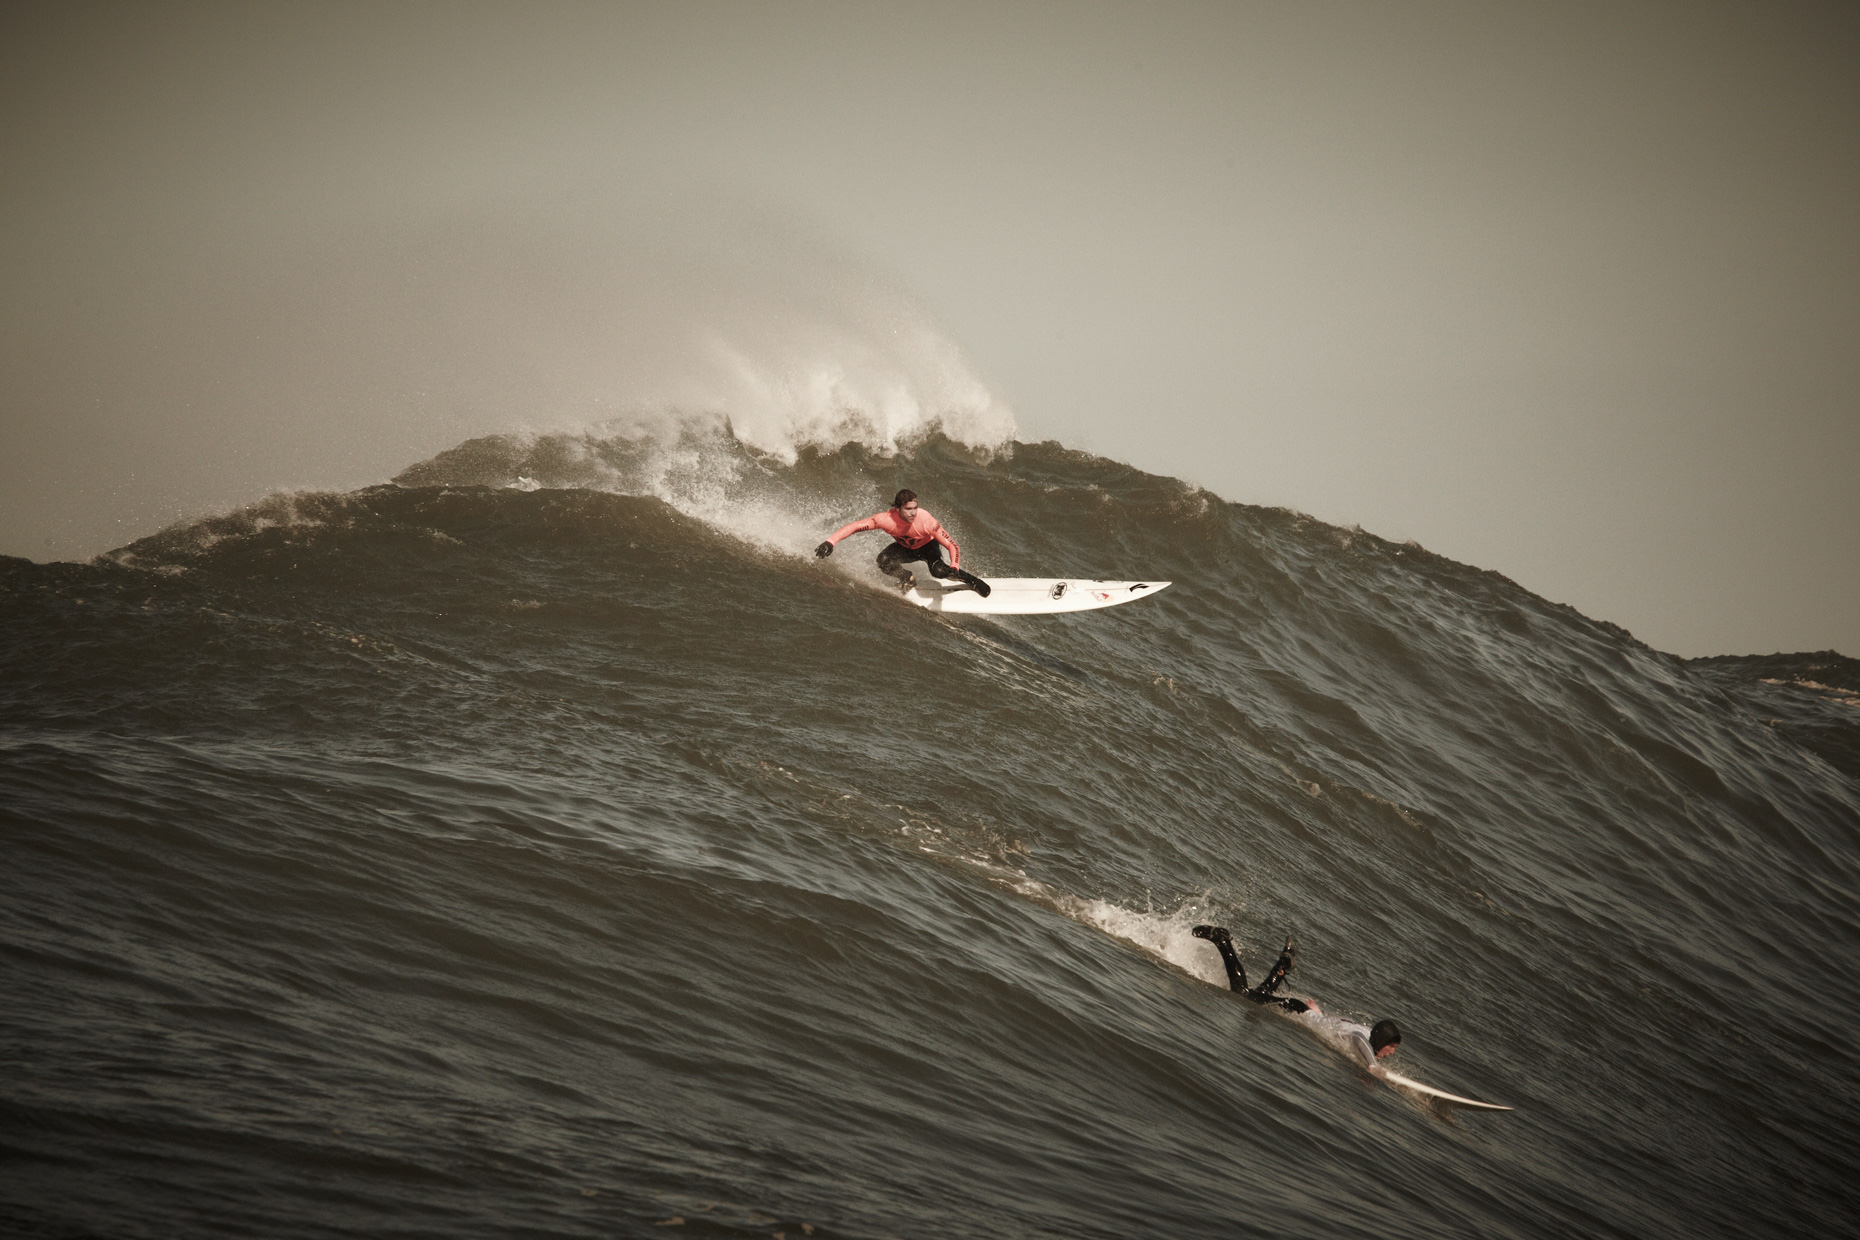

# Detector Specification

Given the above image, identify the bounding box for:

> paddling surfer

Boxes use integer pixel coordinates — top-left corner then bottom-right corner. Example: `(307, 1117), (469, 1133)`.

(815, 490), (992, 597)
(1192, 925), (1402, 1067)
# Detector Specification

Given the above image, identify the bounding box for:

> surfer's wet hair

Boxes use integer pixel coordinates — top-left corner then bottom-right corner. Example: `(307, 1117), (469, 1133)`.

(1370, 1020), (1402, 1054)
(892, 489), (917, 508)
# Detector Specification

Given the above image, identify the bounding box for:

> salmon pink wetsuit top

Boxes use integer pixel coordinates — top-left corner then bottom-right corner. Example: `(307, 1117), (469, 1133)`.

(824, 507), (961, 568)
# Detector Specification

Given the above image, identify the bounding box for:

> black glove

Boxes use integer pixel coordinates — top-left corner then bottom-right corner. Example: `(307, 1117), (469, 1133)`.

(814, 541), (834, 558)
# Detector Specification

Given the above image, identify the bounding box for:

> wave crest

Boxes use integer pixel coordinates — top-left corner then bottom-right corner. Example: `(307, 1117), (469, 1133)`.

(693, 319), (1016, 462)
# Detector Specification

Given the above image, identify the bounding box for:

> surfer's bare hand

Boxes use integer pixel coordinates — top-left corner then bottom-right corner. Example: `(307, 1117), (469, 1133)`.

(814, 541), (833, 558)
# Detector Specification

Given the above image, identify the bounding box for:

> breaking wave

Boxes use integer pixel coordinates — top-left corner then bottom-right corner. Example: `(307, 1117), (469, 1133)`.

(4, 430), (1857, 1239)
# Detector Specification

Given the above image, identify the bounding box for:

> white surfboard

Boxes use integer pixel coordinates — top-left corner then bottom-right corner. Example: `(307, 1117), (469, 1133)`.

(903, 578), (1170, 616)
(1375, 1068), (1514, 1111)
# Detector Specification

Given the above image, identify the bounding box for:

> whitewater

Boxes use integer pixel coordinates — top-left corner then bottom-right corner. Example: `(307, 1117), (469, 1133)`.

(4, 409), (1858, 1238)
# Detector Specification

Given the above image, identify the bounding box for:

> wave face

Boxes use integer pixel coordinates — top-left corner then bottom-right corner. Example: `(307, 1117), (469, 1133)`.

(4, 428), (1857, 1239)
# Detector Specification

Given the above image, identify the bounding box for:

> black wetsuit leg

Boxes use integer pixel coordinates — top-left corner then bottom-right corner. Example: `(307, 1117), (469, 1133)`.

(1249, 942), (1295, 998)
(876, 541), (943, 582)
(1194, 926), (1311, 1012)
(1193, 926), (1249, 993)
(1247, 940), (1310, 1013)
(876, 541), (991, 595)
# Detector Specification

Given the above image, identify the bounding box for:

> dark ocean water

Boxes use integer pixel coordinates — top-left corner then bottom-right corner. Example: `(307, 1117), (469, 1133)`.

(4, 425), (1858, 1239)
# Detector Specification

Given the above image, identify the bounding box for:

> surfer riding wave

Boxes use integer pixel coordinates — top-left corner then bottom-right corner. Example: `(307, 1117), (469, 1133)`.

(815, 490), (992, 597)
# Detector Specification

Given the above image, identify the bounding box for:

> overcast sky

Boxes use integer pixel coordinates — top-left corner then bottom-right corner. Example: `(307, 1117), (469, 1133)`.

(4, 1), (1856, 656)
